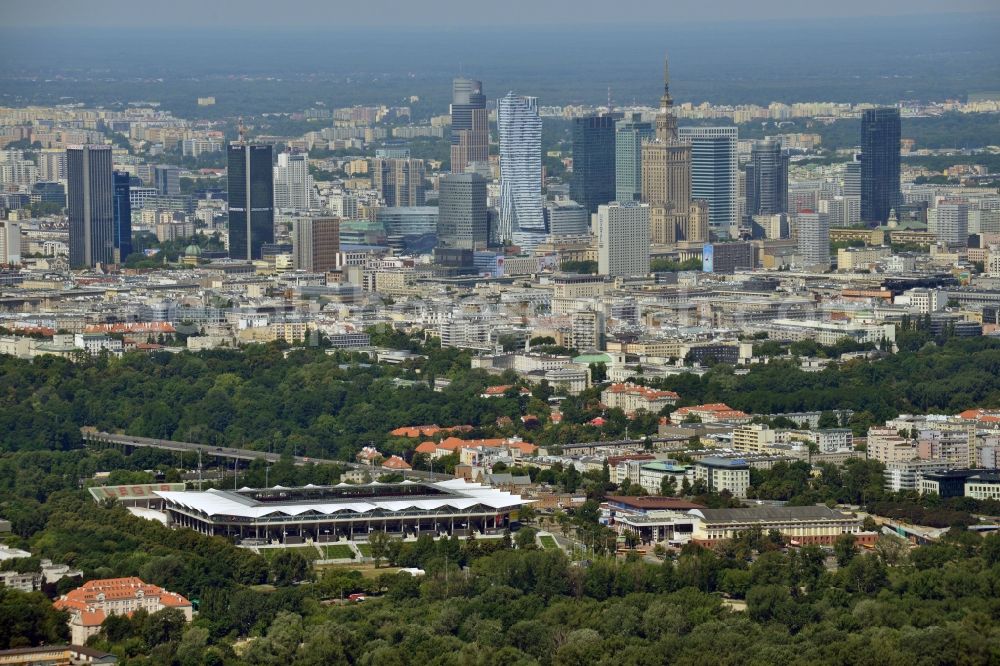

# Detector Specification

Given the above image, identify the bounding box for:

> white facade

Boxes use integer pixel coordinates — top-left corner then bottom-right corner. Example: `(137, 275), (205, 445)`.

(273, 152), (315, 211)
(0, 221), (21, 264)
(796, 210), (830, 269)
(497, 93), (544, 247)
(929, 203), (968, 246)
(597, 201), (650, 277)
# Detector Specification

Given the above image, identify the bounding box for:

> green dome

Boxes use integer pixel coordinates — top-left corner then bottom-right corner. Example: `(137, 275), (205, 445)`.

(185, 244), (203, 257)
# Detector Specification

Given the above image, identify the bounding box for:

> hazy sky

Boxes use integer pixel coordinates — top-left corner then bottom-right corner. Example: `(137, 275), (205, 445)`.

(3, 0), (998, 27)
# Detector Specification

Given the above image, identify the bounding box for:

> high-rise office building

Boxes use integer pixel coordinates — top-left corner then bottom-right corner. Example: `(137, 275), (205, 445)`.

(67, 145), (114, 268)
(641, 56), (691, 244)
(615, 114), (655, 202)
(571, 115), (617, 215)
(153, 165), (180, 197)
(860, 108), (901, 224)
(273, 152), (315, 211)
(679, 126), (738, 238)
(544, 200), (590, 237)
(796, 210), (830, 269)
(113, 171), (132, 263)
(437, 172), (488, 250)
(38, 149), (67, 182)
(450, 78), (489, 174)
(371, 157), (426, 207)
(0, 221), (21, 264)
(597, 201), (650, 277)
(291, 217), (340, 272)
(497, 92), (544, 248)
(227, 142), (274, 261)
(745, 139), (789, 221)
(930, 202), (969, 246)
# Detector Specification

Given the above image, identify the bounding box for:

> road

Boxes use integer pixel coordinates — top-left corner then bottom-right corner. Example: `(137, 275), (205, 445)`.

(80, 428), (452, 482)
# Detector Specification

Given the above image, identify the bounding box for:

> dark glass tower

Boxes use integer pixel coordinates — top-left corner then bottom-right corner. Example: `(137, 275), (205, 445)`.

(571, 115), (617, 214)
(227, 143), (274, 260)
(113, 170), (132, 263)
(437, 172), (487, 250)
(67, 145), (114, 268)
(449, 78), (488, 174)
(860, 108), (901, 224)
(745, 139), (789, 220)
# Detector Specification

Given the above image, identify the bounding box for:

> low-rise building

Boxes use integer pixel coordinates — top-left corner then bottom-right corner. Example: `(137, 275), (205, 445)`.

(601, 382), (679, 414)
(690, 505), (868, 546)
(53, 577), (192, 645)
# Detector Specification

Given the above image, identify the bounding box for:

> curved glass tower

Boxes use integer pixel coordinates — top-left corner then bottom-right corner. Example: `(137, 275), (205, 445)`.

(496, 92), (543, 249)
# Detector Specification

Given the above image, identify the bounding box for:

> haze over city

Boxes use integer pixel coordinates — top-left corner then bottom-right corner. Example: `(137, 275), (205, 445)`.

(0, 1), (999, 664)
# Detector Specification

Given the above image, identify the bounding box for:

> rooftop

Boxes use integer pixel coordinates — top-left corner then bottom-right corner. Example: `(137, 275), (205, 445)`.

(692, 505), (854, 524)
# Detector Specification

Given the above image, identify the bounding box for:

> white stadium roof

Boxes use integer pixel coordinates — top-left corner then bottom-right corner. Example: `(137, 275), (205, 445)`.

(154, 479), (531, 519)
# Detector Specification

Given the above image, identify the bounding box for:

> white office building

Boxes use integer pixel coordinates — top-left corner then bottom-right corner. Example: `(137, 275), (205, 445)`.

(929, 202), (968, 246)
(796, 210), (830, 269)
(597, 201), (650, 277)
(273, 152), (316, 211)
(497, 93), (544, 248)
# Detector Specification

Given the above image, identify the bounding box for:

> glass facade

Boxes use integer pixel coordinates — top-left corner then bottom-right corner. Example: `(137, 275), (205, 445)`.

(67, 145), (115, 268)
(227, 143), (274, 260)
(571, 115), (617, 214)
(113, 170), (132, 263)
(860, 108), (901, 224)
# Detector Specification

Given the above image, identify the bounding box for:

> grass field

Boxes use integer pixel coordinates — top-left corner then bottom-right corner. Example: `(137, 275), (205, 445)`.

(539, 535), (559, 550)
(355, 543), (373, 558)
(319, 544), (355, 559)
(258, 545), (320, 562)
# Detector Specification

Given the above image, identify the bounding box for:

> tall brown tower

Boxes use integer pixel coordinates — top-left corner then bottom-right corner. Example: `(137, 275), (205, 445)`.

(641, 55), (691, 244)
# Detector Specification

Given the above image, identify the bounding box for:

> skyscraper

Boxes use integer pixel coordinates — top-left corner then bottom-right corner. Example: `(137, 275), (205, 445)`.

(153, 165), (180, 197)
(860, 108), (901, 224)
(796, 210), (831, 269)
(597, 201), (650, 277)
(497, 92), (544, 248)
(437, 172), (488, 250)
(273, 152), (315, 211)
(67, 145), (114, 268)
(615, 114), (654, 202)
(113, 170), (132, 263)
(371, 157), (426, 207)
(745, 139), (789, 221)
(227, 142), (274, 261)
(291, 217), (340, 272)
(450, 78), (489, 174)
(679, 126), (738, 238)
(571, 115), (617, 215)
(930, 202), (968, 246)
(641, 56), (691, 244)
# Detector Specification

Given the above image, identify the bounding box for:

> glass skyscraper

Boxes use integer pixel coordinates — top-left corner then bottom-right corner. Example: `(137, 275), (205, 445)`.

(860, 107), (901, 224)
(437, 173), (488, 250)
(571, 115), (617, 214)
(678, 126), (738, 238)
(745, 139), (789, 219)
(67, 145), (114, 268)
(615, 114), (654, 202)
(113, 170), (132, 264)
(496, 93), (544, 249)
(450, 78), (489, 174)
(227, 143), (274, 261)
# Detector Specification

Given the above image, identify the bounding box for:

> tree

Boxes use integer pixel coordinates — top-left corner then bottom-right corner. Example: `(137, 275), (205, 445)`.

(833, 533), (858, 567)
(368, 530), (394, 568)
(270, 549), (310, 585)
(660, 475), (678, 496)
(515, 527), (539, 550)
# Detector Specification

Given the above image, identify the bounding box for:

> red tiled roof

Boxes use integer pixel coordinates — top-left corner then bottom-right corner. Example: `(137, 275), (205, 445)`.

(53, 577), (191, 625)
(382, 455), (411, 470)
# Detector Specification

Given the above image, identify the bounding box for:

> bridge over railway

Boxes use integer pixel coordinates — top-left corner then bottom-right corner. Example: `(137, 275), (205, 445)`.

(80, 428), (452, 483)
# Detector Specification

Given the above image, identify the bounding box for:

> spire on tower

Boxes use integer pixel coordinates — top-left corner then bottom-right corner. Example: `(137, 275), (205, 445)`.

(664, 53), (670, 95)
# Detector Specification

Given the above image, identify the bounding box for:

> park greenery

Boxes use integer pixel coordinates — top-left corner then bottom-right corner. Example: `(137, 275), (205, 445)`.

(2, 332), (1000, 661)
